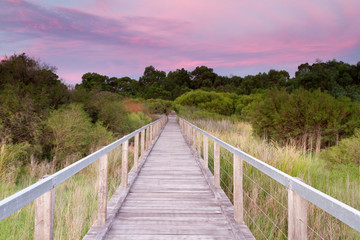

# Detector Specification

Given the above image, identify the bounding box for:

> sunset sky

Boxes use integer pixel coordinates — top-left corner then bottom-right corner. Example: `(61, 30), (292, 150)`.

(1, 0), (360, 84)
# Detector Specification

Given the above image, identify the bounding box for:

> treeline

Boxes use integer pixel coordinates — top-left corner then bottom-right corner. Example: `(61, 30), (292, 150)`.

(76, 60), (360, 101)
(73, 58), (360, 164)
(0, 54), (151, 182)
(173, 89), (360, 153)
(1, 53), (360, 181)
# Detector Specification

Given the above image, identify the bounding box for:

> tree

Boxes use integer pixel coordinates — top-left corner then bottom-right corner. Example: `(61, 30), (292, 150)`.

(139, 65), (166, 88)
(77, 72), (111, 91)
(190, 66), (217, 89)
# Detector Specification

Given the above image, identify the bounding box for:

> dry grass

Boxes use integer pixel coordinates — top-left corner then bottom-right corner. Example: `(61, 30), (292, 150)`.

(123, 99), (146, 113)
(0, 142), (128, 240)
(191, 118), (360, 239)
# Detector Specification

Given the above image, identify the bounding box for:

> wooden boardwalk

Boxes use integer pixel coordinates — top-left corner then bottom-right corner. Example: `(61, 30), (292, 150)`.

(84, 116), (254, 240)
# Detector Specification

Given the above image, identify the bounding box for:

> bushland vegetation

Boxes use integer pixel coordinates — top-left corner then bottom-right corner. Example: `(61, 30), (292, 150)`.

(76, 59), (360, 101)
(1, 52), (359, 238)
(184, 117), (359, 239)
(0, 53), (152, 184)
(0, 54), (153, 239)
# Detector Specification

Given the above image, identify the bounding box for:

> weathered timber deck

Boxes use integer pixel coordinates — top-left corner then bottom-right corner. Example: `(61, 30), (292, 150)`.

(84, 116), (254, 240)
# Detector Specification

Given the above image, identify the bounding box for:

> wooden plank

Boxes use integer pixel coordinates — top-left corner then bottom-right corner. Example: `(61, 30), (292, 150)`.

(234, 154), (244, 223)
(214, 142), (220, 188)
(97, 153), (108, 226)
(121, 140), (128, 187)
(105, 235), (234, 240)
(34, 176), (55, 240)
(84, 116), (254, 240)
(288, 177), (308, 240)
(134, 133), (139, 170)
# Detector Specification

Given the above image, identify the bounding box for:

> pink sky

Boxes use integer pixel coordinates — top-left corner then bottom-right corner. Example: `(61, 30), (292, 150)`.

(1, 0), (359, 84)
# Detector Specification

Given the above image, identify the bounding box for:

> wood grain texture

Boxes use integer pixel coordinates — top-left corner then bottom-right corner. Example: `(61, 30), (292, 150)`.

(84, 116), (254, 240)
(97, 153), (108, 226)
(121, 140), (128, 188)
(34, 176), (55, 240)
(134, 133), (139, 170)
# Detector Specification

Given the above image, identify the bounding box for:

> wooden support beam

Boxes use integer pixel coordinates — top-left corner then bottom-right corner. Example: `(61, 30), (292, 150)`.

(192, 128), (196, 151)
(121, 140), (129, 187)
(146, 127), (150, 150)
(134, 133), (139, 170)
(288, 177), (308, 240)
(34, 175), (55, 240)
(150, 125), (153, 142)
(97, 153), (108, 226)
(214, 142), (220, 188)
(197, 131), (201, 157)
(203, 135), (208, 169)
(233, 154), (244, 223)
(140, 130), (145, 157)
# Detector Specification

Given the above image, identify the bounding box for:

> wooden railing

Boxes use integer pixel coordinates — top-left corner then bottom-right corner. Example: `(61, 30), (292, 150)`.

(0, 117), (168, 240)
(178, 117), (360, 239)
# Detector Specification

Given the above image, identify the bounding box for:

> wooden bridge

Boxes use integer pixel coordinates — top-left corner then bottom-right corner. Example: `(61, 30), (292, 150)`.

(0, 114), (359, 239)
(84, 115), (253, 239)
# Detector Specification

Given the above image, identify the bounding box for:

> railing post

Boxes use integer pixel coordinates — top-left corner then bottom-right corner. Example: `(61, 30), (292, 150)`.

(203, 135), (208, 169)
(97, 153), (108, 226)
(234, 154), (244, 223)
(192, 128), (196, 151)
(141, 129), (145, 157)
(155, 122), (159, 137)
(188, 124), (191, 142)
(134, 133), (139, 170)
(214, 142), (220, 188)
(146, 127), (150, 150)
(121, 140), (129, 187)
(288, 177), (308, 240)
(34, 176), (55, 240)
(150, 124), (153, 142)
(197, 131), (201, 157)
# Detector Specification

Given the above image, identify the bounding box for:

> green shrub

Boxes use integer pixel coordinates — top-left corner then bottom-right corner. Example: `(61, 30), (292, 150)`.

(145, 99), (172, 114)
(0, 141), (31, 183)
(235, 93), (264, 119)
(45, 103), (113, 166)
(321, 129), (360, 165)
(245, 88), (360, 151)
(174, 90), (237, 116)
(175, 105), (226, 120)
(127, 112), (152, 130)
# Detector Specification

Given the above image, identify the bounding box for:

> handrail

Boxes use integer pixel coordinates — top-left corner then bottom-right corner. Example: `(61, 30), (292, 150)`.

(179, 117), (360, 233)
(0, 117), (167, 221)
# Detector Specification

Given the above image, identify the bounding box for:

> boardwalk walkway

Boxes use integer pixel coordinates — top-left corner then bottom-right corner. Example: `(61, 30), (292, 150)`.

(85, 116), (254, 239)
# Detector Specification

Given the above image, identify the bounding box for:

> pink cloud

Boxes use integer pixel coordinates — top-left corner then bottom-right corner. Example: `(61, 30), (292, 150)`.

(1, 0), (359, 83)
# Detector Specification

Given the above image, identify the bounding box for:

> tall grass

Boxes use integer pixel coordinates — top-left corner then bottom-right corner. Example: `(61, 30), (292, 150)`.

(191, 118), (360, 239)
(0, 144), (124, 240)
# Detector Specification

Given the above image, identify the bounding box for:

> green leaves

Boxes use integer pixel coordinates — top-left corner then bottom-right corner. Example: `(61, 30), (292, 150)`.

(45, 103), (114, 166)
(245, 88), (360, 151)
(174, 90), (236, 116)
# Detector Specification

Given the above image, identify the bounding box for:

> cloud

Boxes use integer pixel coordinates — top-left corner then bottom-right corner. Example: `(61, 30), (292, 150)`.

(1, 0), (359, 83)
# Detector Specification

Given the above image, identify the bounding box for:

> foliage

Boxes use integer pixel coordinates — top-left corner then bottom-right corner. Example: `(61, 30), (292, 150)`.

(45, 104), (113, 166)
(187, 118), (360, 239)
(321, 129), (360, 165)
(245, 88), (360, 151)
(75, 60), (360, 104)
(289, 60), (360, 100)
(175, 105), (226, 120)
(127, 112), (152, 130)
(237, 69), (289, 94)
(0, 141), (31, 183)
(234, 93), (264, 120)
(0, 54), (69, 144)
(174, 90), (237, 116)
(145, 99), (173, 114)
